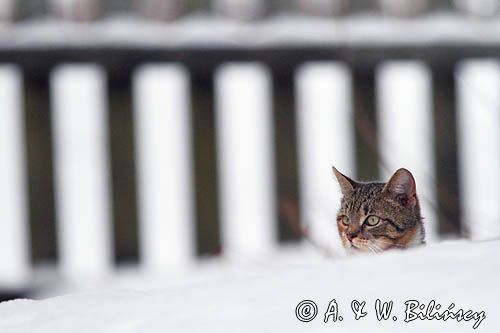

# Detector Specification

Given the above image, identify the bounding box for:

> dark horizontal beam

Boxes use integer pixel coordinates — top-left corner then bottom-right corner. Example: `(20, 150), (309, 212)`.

(1, 45), (498, 78)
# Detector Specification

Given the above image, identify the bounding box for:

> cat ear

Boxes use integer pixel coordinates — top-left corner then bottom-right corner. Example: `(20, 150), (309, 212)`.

(383, 168), (417, 208)
(332, 166), (357, 196)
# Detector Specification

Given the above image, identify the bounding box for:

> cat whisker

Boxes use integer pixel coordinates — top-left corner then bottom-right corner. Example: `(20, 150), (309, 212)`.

(366, 244), (382, 253)
(373, 239), (405, 247)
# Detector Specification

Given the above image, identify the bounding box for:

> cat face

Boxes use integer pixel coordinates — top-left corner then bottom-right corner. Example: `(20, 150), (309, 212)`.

(333, 167), (424, 254)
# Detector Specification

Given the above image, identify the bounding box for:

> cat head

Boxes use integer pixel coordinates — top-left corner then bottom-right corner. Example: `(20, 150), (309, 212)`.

(333, 167), (424, 254)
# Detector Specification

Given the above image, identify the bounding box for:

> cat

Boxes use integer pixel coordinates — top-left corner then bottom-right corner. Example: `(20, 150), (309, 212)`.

(333, 167), (425, 254)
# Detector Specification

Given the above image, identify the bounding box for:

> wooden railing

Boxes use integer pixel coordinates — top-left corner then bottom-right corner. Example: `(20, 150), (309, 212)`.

(1, 8), (500, 298)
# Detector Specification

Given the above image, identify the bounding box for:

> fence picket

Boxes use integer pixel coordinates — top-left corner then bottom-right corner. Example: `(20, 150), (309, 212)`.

(0, 66), (30, 287)
(133, 65), (195, 272)
(51, 65), (112, 279)
(215, 64), (276, 259)
(377, 61), (438, 243)
(456, 60), (500, 240)
(296, 63), (355, 254)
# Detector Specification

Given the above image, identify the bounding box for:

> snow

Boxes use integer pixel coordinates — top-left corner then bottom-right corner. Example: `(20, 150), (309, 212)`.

(0, 239), (499, 332)
(2, 12), (500, 50)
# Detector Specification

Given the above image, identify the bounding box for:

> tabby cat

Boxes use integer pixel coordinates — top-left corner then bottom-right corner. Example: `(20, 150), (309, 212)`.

(333, 167), (425, 254)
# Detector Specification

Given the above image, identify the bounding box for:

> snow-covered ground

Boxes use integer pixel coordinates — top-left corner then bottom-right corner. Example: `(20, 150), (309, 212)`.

(0, 239), (498, 332)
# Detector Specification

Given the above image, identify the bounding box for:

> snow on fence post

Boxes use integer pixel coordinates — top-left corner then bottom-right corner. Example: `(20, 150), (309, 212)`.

(0, 66), (30, 287)
(295, 63), (355, 254)
(456, 60), (500, 240)
(215, 64), (276, 259)
(133, 65), (195, 273)
(51, 65), (113, 279)
(376, 61), (438, 243)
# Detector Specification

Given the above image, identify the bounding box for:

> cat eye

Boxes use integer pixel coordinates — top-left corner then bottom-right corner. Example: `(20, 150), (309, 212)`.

(365, 215), (380, 226)
(339, 215), (350, 225)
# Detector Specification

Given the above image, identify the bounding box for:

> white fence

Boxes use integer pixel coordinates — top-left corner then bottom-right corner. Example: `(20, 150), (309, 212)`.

(1, 60), (500, 289)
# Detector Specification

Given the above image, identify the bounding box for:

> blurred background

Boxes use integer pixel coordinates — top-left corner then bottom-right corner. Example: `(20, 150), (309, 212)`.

(1, 0), (500, 302)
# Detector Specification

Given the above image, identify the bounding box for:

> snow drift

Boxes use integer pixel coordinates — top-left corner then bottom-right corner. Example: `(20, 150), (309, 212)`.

(0, 239), (498, 332)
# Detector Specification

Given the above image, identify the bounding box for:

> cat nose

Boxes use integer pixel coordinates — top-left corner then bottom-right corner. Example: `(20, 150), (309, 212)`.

(347, 230), (359, 241)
